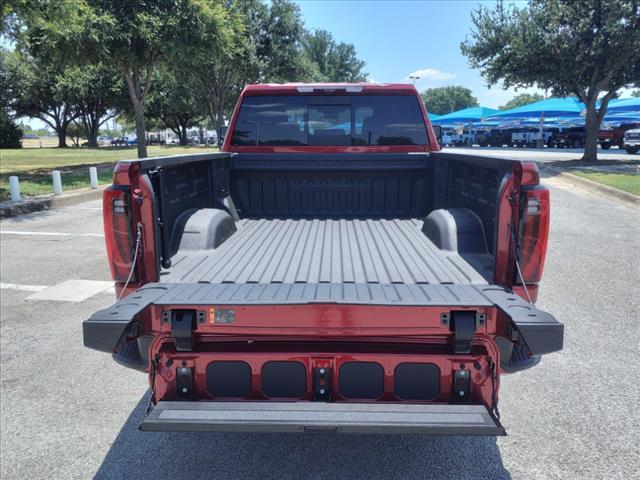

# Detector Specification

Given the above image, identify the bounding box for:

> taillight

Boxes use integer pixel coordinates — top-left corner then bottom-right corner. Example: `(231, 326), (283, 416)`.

(517, 186), (550, 284)
(103, 185), (136, 282)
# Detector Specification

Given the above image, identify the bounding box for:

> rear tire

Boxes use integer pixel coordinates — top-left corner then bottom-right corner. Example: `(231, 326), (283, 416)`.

(572, 138), (583, 148)
(626, 147), (639, 154)
(600, 143), (611, 150)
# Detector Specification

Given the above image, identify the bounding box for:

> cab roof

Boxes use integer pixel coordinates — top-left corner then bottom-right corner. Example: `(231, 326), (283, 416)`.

(242, 83), (419, 95)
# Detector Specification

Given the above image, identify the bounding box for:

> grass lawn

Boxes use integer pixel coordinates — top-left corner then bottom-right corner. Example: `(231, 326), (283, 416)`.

(570, 169), (640, 195)
(0, 145), (218, 201)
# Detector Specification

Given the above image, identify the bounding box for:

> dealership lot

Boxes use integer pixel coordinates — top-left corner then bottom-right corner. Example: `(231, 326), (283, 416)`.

(1, 154), (639, 480)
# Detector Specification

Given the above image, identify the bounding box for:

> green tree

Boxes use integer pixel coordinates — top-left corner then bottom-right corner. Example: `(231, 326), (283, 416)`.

(56, 64), (125, 147)
(25, 0), (203, 158)
(5, 49), (78, 147)
(499, 92), (544, 111)
(303, 29), (368, 82)
(67, 120), (84, 147)
(461, 0), (640, 162)
(146, 67), (208, 145)
(631, 90), (640, 98)
(259, 0), (314, 83)
(0, 112), (23, 148)
(420, 86), (479, 115)
(187, 0), (246, 130)
(188, 0), (325, 130)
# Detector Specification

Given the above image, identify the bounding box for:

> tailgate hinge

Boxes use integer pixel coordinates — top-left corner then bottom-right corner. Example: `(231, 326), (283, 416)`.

(167, 310), (197, 351)
(442, 311), (479, 354)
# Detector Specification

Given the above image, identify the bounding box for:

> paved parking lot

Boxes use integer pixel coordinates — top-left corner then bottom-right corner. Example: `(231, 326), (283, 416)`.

(446, 145), (633, 162)
(1, 156), (639, 479)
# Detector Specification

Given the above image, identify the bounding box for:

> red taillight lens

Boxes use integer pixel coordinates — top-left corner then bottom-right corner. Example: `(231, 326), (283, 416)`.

(517, 186), (550, 284)
(103, 186), (135, 282)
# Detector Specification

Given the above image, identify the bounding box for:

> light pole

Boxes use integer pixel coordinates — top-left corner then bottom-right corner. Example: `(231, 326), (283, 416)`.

(409, 75), (420, 86)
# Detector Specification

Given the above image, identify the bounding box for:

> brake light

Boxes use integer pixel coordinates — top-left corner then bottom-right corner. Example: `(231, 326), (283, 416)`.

(103, 185), (136, 282)
(517, 186), (550, 284)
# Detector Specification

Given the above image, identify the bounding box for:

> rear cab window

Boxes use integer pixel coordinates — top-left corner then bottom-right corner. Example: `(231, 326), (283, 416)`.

(231, 95), (428, 147)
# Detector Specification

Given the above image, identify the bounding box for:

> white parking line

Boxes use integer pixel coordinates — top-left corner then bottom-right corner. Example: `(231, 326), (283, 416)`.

(0, 282), (48, 292)
(0, 230), (104, 238)
(1, 280), (113, 301)
(26, 280), (114, 302)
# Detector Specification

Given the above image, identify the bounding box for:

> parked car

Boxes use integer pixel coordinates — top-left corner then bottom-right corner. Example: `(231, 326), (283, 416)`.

(598, 123), (640, 149)
(623, 128), (640, 154)
(111, 137), (128, 146)
(550, 127), (586, 148)
(85, 83), (562, 436)
(482, 129), (512, 147)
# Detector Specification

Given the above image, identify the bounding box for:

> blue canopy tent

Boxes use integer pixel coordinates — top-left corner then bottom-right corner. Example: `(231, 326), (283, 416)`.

(431, 106), (499, 124)
(605, 97), (640, 114)
(431, 107), (500, 145)
(428, 113), (441, 121)
(486, 97), (584, 120)
(558, 113), (640, 126)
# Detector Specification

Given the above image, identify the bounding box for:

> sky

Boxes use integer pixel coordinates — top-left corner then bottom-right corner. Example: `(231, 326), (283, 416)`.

(295, 0), (541, 108)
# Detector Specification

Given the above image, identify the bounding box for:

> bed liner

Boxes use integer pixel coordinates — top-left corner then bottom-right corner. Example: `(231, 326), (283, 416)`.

(160, 218), (491, 285)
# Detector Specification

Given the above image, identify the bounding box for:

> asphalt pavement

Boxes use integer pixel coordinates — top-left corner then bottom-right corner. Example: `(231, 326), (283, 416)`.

(1, 155), (639, 480)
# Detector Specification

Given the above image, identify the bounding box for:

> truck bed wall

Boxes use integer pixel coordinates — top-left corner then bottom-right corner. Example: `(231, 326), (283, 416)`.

(230, 153), (433, 218)
(149, 152), (513, 264)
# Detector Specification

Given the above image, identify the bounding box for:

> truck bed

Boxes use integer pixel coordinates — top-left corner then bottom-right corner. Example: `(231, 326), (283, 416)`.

(159, 218), (491, 285)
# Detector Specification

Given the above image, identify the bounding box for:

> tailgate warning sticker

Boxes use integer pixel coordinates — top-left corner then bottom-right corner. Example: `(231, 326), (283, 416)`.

(210, 308), (236, 324)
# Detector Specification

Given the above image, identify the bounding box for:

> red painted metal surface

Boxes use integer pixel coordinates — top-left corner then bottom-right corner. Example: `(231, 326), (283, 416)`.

(149, 304), (497, 337)
(108, 160), (159, 297)
(148, 333), (501, 408)
(493, 162), (522, 286)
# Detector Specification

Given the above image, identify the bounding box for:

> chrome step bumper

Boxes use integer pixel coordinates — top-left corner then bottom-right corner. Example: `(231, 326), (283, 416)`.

(141, 401), (505, 435)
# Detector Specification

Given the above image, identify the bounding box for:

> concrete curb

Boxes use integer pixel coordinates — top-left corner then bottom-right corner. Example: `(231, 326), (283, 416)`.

(540, 166), (639, 209)
(0, 187), (104, 219)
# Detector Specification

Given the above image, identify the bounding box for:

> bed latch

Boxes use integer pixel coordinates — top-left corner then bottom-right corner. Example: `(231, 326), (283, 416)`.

(450, 311), (477, 354)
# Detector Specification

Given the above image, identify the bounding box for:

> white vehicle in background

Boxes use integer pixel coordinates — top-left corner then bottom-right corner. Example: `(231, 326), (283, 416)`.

(623, 128), (640, 154)
(441, 130), (456, 146)
(511, 129), (553, 148)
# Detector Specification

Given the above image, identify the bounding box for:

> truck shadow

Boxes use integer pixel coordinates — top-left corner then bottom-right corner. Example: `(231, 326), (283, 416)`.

(94, 393), (512, 480)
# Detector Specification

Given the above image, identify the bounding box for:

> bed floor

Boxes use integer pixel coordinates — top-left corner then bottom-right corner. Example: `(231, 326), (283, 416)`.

(159, 218), (491, 285)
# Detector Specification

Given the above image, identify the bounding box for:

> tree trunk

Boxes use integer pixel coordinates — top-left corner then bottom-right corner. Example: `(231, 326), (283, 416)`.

(84, 115), (100, 148)
(57, 128), (68, 148)
(132, 100), (148, 158)
(179, 126), (188, 146)
(123, 69), (149, 158)
(55, 118), (68, 148)
(581, 98), (600, 162)
(216, 110), (225, 131)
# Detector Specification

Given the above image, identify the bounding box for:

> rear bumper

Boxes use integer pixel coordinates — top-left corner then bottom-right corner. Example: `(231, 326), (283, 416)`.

(141, 401), (505, 435)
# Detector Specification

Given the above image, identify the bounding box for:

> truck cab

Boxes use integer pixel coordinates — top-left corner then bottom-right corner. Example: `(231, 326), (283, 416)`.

(84, 83), (563, 435)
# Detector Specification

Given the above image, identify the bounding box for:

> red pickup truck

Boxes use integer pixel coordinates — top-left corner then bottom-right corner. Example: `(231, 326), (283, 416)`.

(84, 83), (563, 435)
(598, 123), (640, 149)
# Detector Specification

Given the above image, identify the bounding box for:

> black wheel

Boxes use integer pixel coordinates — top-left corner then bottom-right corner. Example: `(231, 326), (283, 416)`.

(547, 139), (555, 148)
(600, 143), (611, 150)
(572, 138), (583, 148)
(626, 147), (639, 154)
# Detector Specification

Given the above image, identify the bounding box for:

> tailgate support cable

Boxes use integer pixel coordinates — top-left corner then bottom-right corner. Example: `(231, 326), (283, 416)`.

(489, 357), (500, 420)
(509, 224), (533, 304)
(145, 353), (160, 416)
(119, 222), (143, 301)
